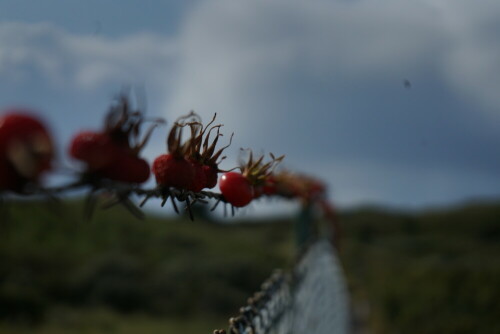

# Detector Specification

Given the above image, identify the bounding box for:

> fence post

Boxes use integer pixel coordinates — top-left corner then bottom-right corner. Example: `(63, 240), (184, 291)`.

(295, 204), (314, 248)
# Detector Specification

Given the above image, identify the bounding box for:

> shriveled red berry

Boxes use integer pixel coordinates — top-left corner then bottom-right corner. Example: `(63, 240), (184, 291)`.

(219, 172), (254, 207)
(0, 111), (53, 191)
(69, 131), (116, 170)
(0, 112), (50, 151)
(68, 95), (161, 184)
(100, 154), (150, 183)
(152, 154), (194, 190)
(189, 160), (207, 192)
(253, 185), (263, 199)
(168, 112), (231, 192)
(203, 165), (218, 189)
(262, 175), (277, 195)
(127, 157), (150, 183)
(309, 181), (326, 197)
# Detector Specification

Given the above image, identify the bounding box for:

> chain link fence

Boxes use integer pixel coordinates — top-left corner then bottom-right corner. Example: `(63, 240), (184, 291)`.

(216, 239), (349, 334)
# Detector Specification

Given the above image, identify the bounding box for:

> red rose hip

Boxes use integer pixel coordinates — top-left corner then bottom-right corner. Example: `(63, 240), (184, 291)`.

(219, 172), (254, 207)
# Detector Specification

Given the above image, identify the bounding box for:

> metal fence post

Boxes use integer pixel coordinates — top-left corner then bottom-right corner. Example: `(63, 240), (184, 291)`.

(295, 204), (313, 248)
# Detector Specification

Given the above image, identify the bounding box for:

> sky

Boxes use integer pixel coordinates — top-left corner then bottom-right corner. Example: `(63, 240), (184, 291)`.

(1, 0), (499, 214)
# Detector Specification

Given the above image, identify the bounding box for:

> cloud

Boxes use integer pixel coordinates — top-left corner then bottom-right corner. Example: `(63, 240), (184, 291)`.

(0, 21), (178, 161)
(1, 2), (499, 210)
(436, 0), (500, 116)
(0, 21), (177, 91)
(169, 0), (500, 125)
(169, 0), (444, 115)
(307, 158), (500, 209)
(167, 0), (500, 207)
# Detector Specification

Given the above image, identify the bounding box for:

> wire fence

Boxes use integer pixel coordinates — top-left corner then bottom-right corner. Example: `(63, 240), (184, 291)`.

(215, 239), (349, 334)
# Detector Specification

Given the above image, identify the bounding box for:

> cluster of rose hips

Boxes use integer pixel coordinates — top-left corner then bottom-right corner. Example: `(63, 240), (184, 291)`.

(219, 151), (284, 207)
(69, 95), (160, 184)
(152, 112), (231, 193)
(0, 95), (329, 214)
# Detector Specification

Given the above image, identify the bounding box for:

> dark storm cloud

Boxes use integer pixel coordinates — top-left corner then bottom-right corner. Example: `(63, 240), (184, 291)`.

(168, 0), (500, 207)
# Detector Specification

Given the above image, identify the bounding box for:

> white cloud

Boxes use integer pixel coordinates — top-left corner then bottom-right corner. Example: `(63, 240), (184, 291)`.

(0, 22), (177, 91)
(435, 0), (500, 115)
(0, 21), (179, 158)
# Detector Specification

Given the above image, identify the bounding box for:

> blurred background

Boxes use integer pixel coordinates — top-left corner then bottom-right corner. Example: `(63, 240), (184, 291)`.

(1, 0), (500, 333)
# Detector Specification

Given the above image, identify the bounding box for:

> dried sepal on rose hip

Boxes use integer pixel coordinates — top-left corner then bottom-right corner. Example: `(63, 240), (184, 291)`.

(69, 94), (162, 183)
(219, 151), (284, 207)
(0, 110), (54, 193)
(152, 113), (196, 190)
(152, 112), (232, 192)
(187, 114), (233, 192)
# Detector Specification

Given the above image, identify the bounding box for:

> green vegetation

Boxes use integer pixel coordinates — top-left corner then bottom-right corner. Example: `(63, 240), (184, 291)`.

(0, 199), (294, 333)
(340, 201), (500, 333)
(1, 198), (499, 333)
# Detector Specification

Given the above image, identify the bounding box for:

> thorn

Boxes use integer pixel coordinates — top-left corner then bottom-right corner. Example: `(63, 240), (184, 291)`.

(211, 199), (221, 211)
(139, 195), (151, 208)
(195, 198), (208, 204)
(170, 196), (179, 214)
(121, 198), (145, 219)
(161, 195), (169, 207)
(185, 199), (194, 221)
(101, 198), (121, 210)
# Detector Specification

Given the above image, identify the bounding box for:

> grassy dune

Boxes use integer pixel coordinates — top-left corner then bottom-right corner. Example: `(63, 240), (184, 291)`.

(341, 201), (500, 333)
(0, 199), (294, 333)
(1, 199), (499, 333)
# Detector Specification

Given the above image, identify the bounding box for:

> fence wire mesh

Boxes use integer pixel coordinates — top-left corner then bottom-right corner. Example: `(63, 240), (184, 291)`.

(220, 239), (349, 334)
